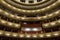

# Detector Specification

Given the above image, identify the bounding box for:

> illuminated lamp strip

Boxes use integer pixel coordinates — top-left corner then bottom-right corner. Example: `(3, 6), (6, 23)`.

(0, 30), (60, 38)
(0, 9), (60, 21)
(0, 0), (59, 14)
(21, 27), (42, 32)
(42, 19), (60, 28)
(0, 18), (20, 28)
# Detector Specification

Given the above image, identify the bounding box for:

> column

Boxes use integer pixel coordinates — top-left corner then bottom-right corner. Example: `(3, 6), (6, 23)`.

(34, 0), (37, 3)
(25, 0), (29, 4)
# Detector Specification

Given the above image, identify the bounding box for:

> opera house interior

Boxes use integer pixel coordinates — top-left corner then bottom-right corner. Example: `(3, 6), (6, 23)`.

(0, 0), (60, 40)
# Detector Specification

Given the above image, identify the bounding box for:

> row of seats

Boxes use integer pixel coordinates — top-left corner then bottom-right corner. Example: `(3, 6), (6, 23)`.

(5, 0), (57, 9)
(0, 0), (59, 14)
(0, 9), (60, 22)
(0, 30), (59, 38)
(12, 0), (52, 6)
